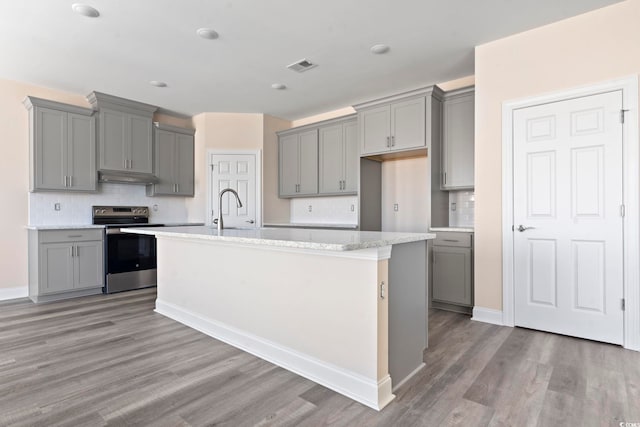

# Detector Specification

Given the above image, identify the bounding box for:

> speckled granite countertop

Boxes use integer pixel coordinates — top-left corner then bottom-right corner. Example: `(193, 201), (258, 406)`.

(123, 226), (435, 251)
(429, 227), (474, 233)
(26, 224), (106, 230)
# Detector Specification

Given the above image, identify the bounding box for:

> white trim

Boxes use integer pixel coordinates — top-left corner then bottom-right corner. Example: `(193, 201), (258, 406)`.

(206, 149), (263, 228)
(501, 75), (640, 350)
(0, 286), (28, 301)
(471, 307), (504, 326)
(155, 299), (394, 410)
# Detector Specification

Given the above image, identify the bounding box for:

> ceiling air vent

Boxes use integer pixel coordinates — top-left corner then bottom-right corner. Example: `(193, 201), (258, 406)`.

(287, 59), (318, 73)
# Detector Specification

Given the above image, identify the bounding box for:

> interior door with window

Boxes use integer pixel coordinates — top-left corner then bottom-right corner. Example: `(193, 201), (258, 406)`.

(210, 153), (258, 228)
(512, 90), (624, 344)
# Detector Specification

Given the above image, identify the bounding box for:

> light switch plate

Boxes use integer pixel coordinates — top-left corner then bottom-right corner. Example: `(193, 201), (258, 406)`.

(54, 203), (61, 211)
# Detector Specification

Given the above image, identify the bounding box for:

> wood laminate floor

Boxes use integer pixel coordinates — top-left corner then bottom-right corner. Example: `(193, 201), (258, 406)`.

(0, 289), (638, 426)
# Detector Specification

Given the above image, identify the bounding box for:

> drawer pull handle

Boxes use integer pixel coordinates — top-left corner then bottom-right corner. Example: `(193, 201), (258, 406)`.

(67, 235), (83, 238)
(443, 239), (459, 242)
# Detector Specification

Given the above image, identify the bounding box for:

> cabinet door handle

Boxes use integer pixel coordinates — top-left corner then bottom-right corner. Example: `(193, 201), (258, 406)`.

(391, 136), (395, 147)
(68, 176), (72, 187)
(123, 159), (127, 169)
(63, 176), (67, 187)
(69, 246), (73, 258)
(386, 136), (390, 147)
(75, 246), (79, 257)
(176, 183), (179, 193)
(443, 172), (447, 185)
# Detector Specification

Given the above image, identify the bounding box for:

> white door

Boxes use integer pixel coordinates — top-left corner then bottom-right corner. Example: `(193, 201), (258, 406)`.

(210, 153), (258, 228)
(513, 90), (624, 344)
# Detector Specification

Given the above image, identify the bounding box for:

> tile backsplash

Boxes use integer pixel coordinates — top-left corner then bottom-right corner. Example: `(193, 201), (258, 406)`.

(29, 183), (189, 225)
(290, 196), (358, 225)
(448, 190), (475, 228)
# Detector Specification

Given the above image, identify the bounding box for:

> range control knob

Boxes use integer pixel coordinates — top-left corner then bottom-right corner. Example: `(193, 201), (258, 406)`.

(94, 208), (100, 214)
(100, 209), (107, 214)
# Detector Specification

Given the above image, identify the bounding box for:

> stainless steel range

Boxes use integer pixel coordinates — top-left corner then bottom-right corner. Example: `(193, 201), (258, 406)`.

(92, 206), (163, 294)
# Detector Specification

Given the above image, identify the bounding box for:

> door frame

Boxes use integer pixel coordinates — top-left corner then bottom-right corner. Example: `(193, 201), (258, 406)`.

(206, 149), (262, 227)
(501, 75), (639, 350)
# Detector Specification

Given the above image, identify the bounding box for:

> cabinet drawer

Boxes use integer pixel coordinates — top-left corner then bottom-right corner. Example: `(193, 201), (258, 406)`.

(39, 229), (104, 243)
(433, 231), (472, 248)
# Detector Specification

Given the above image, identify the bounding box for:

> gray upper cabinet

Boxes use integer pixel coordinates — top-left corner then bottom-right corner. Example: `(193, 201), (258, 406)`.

(28, 228), (104, 303)
(87, 91), (157, 174)
(278, 129), (318, 197)
(358, 96), (425, 156)
(319, 119), (358, 194)
(442, 87), (474, 190)
(24, 97), (96, 192)
(147, 123), (195, 197)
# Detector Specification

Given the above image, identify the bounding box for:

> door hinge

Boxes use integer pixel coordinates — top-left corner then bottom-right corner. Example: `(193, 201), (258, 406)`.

(620, 109), (629, 124)
(620, 204), (626, 217)
(622, 298), (626, 311)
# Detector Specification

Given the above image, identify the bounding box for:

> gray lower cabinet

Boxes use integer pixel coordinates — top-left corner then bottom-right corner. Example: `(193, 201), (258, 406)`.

(24, 97), (96, 192)
(319, 119), (358, 194)
(442, 87), (474, 190)
(147, 123), (195, 196)
(278, 129), (318, 197)
(28, 229), (104, 303)
(431, 231), (473, 312)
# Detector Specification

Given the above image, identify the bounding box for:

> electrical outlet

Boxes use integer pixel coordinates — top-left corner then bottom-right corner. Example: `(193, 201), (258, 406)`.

(308, 205), (312, 212)
(153, 204), (159, 212)
(54, 203), (61, 211)
(393, 204), (399, 212)
(451, 202), (457, 211)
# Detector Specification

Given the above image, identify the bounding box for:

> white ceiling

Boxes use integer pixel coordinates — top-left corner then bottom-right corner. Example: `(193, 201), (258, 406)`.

(0, 0), (621, 120)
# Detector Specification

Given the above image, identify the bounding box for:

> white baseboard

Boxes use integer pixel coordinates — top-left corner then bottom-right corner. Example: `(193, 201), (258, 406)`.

(155, 299), (393, 411)
(0, 287), (28, 301)
(472, 307), (505, 326)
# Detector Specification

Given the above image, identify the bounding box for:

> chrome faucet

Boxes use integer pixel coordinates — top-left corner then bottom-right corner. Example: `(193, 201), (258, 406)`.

(216, 188), (243, 231)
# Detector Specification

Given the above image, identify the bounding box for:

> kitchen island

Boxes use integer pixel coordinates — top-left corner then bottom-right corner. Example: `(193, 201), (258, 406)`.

(123, 226), (435, 410)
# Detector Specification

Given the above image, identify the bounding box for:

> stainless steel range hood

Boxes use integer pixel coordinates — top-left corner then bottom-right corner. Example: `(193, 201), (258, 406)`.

(98, 170), (159, 185)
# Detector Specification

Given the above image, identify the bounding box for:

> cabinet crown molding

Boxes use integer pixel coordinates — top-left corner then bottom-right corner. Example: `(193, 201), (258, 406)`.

(86, 91), (157, 116)
(277, 113), (356, 136)
(154, 122), (196, 136)
(23, 96), (94, 116)
(353, 85), (444, 111)
(443, 85), (475, 100)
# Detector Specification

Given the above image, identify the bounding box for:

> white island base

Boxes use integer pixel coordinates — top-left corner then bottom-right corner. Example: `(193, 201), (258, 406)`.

(126, 227), (432, 410)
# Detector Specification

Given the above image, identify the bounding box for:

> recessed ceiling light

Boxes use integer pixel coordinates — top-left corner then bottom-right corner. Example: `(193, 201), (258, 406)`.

(370, 44), (390, 54)
(71, 3), (100, 18)
(271, 83), (287, 90)
(150, 81), (167, 88)
(197, 28), (219, 40)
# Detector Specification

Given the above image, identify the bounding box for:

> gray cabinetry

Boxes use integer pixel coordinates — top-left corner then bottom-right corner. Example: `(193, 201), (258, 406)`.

(28, 229), (104, 303)
(147, 123), (195, 196)
(358, 95), (426, 156)
(24, 97), (96, 192)
(278, 129), (318, 197)
(442, 87), (474, 189)
(431, 231), (473, 312)
(87, 91), (157, 175)
(319, 119), (358, 194)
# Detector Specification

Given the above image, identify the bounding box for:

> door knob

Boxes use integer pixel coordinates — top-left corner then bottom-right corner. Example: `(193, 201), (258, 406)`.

(245, 220), (255, 224)
(517, 225), (535, 232)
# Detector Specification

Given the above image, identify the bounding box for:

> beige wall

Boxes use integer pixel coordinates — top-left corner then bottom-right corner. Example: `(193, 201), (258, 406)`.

(474, 0), (640, 310)
(0, 79), (90, 290)
(186, 113), (265, 222)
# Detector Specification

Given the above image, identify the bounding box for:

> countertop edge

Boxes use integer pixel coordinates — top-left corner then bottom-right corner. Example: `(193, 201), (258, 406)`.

(123, 227), (436, 252)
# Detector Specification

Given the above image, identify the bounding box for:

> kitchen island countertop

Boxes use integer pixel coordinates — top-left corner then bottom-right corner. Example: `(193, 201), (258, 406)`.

(124, 225), (435, 251)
